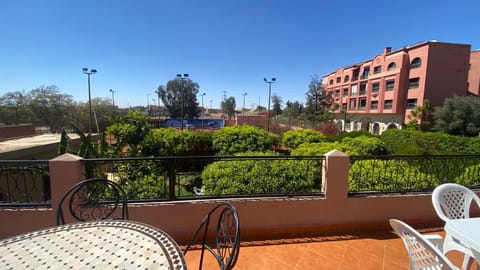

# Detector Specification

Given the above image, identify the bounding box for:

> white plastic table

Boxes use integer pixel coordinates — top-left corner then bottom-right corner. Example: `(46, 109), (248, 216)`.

(444, 217), (480, 265)
(0, 220), (187, 269)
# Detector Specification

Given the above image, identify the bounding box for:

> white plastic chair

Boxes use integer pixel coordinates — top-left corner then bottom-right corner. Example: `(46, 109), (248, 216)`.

(390, 219), (459, 270)
(432, 183), (480, 269)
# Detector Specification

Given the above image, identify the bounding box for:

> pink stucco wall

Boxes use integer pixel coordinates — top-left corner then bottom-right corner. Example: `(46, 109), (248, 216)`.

(469, 50), (480, 96)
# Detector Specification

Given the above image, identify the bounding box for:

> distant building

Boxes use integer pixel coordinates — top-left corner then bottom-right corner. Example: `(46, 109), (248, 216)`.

(322, 40), (478, 134)
(469, 49), (480, 96)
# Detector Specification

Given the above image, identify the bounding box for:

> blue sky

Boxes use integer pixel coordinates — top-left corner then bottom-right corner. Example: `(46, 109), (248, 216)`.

(1, 0), (479, 109)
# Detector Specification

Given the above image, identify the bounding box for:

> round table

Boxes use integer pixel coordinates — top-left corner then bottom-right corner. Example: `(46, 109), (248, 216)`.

(0, 220), (187, 269)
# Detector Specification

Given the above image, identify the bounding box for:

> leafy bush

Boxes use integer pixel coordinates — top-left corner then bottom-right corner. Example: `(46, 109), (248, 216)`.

(201, 151), (320, 195)
(141, 128), (213, 156)
(380, 129), (475, 155)
(212, 125), (273, 155)
(116, 161), (166, 199)
(380, 129), (429, 155)
(341, 136), (388, 156)
(349, 159), (437, 192)
(455, 164), (480, 187)
(281, 129), (327, 149)
(106, 110), (152, 151)
(291, 142), (345, 156)
(465, 137), (480, 154)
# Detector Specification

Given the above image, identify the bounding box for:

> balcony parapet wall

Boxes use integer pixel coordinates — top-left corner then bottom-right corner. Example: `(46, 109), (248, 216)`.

(0, 151), (443, 243)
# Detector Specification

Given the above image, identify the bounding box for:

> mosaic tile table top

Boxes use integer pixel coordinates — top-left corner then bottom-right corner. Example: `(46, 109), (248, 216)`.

(0, 220), (187, 270)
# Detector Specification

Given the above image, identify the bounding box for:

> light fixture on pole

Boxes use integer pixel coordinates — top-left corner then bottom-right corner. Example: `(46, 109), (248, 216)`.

(264, 77), (276, 133)
(155, 89), (161, 127)
(201, 93), (206, 111)
(176, 73), (189, 131)
(82, 67), (97, 135)
(109, 89), (116, 112)
(242, 92), (247, 116)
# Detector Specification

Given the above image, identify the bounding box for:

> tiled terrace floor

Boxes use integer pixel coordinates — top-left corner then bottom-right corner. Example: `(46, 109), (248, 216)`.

(184, 228), (477, 270)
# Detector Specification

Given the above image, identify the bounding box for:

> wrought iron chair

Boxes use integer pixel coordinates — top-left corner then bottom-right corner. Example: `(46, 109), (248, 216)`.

(389, 219), (459, 270)
(432, 183), (480, 269)
(56, 178), (129, 225)
(183, 202), (240, 270)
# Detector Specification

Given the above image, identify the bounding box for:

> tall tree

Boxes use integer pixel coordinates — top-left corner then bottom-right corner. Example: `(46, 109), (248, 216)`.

(156, 77), (201, 119)
(0, 90), (32, 124)
(271, 94), (282, 119)
(303, 75), (335, 122)
(407, 99), (433, 131)
(433, 95), (480, 136)
(28, 85), (75, 132)
(221, 96), (236, 119)
(282, 101), (303, 119)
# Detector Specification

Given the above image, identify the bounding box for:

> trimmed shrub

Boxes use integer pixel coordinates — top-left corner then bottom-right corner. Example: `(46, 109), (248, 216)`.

(341, 136), (388, 156)
(281, 129), (327, 149)
(212, 125), (273, 155)
(349, 159), (437, 192)
(141, 128), (213, 156)
(201, 151), (320, 195)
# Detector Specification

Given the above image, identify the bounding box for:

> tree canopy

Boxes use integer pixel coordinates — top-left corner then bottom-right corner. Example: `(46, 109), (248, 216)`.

(156, 77), (201, 119)
(303, 75), (335, 122)
(433, 96), (480, 136)
(221, 96), (236, 119)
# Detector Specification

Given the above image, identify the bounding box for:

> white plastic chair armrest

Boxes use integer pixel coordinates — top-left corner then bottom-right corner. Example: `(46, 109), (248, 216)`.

(424, 234), (444, 252)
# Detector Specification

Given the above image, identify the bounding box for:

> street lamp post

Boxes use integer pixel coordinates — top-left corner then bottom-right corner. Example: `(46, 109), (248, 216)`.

(155, 89), (161, 127)
(264, 77), (276, 133)
(177, 73), (189, 131)
(242, 92), (247, 116)
(82, 67), (97, 135)
(201, 93), (206, 113)
(109, 89), (115, 113)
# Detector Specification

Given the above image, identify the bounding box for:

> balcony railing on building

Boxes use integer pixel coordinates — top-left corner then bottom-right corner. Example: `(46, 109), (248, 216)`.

(2, 154), (480, 206)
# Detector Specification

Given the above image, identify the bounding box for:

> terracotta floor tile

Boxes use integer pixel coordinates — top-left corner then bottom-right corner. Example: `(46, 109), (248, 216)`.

(182, 228), (480, 270)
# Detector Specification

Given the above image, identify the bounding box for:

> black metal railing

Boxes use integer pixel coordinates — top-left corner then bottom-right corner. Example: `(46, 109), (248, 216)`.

(349, 155), (480, 195)
(0, 160), (50, 206)
(83, 155), (325, 201)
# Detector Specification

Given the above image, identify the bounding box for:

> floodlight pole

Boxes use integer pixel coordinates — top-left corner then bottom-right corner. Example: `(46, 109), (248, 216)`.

(177, 73), (189, 131)
(82, 67), (97, 135)
(264, 77), (276, 133)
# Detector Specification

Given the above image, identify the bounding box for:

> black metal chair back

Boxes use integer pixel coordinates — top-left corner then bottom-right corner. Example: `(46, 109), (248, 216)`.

(56, 178), (129, 225)
(184, 202), (240, 270)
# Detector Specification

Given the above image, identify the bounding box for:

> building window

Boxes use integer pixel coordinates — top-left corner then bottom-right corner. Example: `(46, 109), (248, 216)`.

(371, 100), (378, 109)
(361, 67), (370, 79)
(374, 66), (382, 74)
(371, 82), (380, 93)
(384, 100), (393, 109)
(330, 79), (334, 85)
(334, 89), (340, 97)
(358, 98), (366, 110)
(349, 99), (356, 110)
(409, 77), (420, 89)
(411, 57), (422, 68)
(336, 77), (341, 83)
(342, 103), (347, 111)
(344, 75), (350, 83)
(387, 62), (396, 71)
(407, 98), (417, 109)
(351, 85), (357, 96)
(386, 80), (395, 91)
(359, 83), (367, 95)
(343, 88), (348, 96)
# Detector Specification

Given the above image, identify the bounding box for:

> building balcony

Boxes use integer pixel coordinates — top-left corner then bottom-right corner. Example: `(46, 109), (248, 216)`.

(1, 153), (478, 269)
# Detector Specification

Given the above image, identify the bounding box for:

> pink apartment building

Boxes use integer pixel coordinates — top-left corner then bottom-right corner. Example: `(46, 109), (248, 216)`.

(322, 40), (477, 134)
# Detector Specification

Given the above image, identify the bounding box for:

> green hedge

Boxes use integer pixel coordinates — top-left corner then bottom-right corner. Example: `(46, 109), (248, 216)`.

(201, 151), (320, 195)
(212, 125), (273, 155)
(281, 129), (327, 149)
